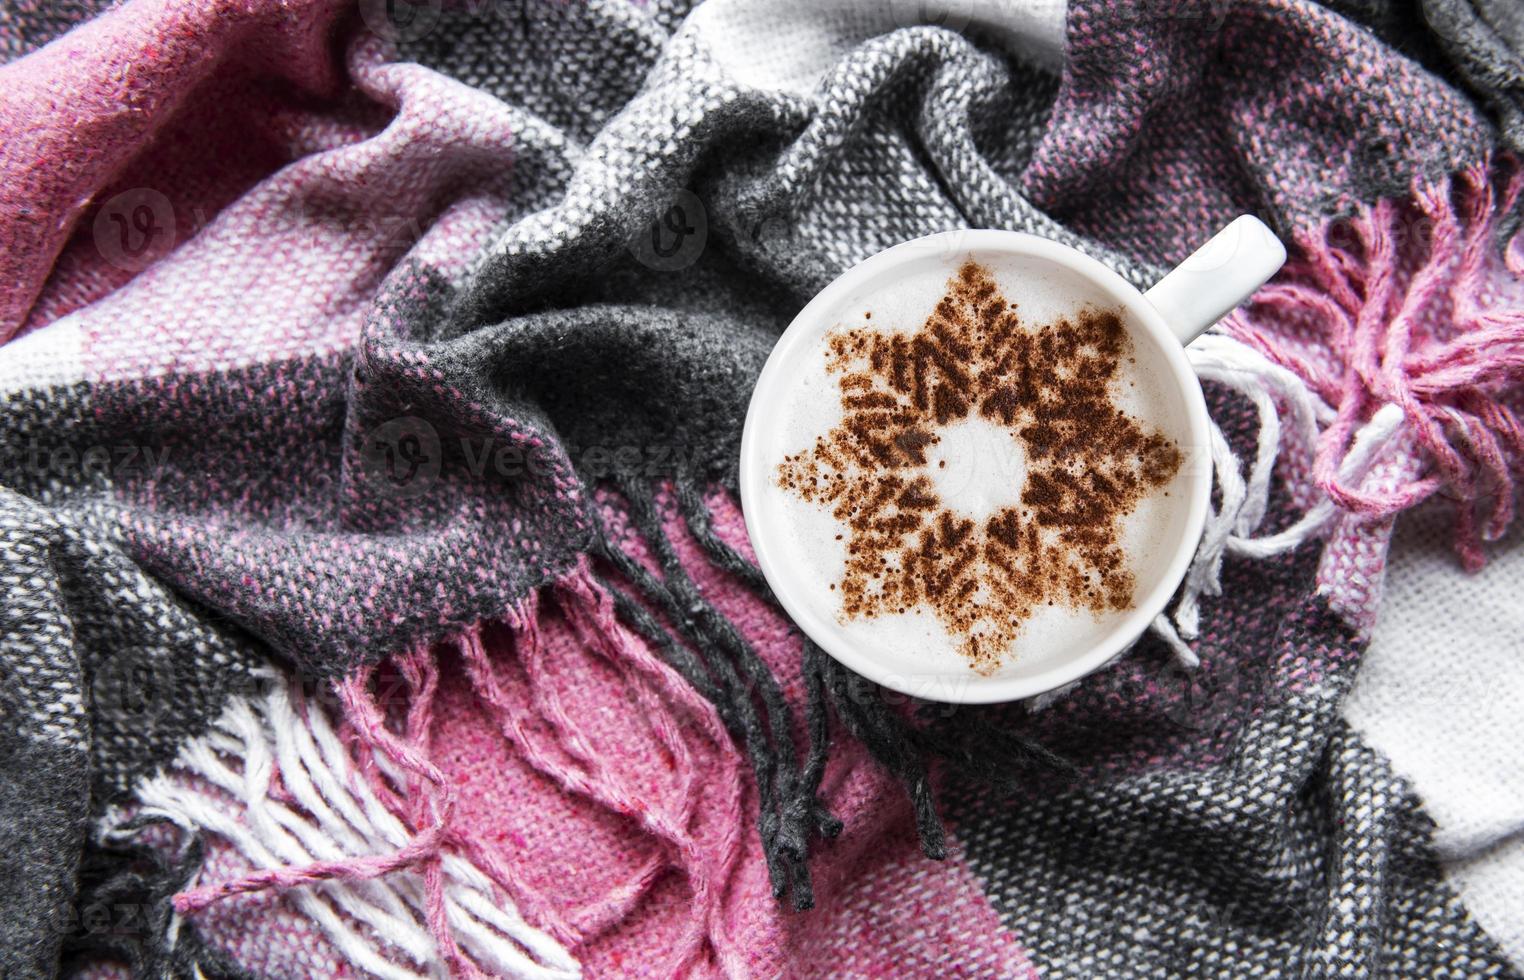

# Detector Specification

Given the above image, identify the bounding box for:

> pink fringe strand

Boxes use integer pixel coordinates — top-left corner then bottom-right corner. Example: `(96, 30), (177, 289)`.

(1231, 159), (1524, 570)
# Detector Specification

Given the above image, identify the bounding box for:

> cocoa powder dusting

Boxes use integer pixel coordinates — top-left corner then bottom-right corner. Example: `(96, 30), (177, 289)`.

(777, 260), (1183, 673)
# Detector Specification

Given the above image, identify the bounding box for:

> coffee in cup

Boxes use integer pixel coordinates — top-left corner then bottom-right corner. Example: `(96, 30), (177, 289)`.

(774, 257), (1186, 674)
(741, 220), (1284, 703)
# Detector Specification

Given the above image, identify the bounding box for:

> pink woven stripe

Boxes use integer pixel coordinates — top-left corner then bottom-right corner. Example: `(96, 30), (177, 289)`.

(63, 38), (520, 380)
(0, 0), (350, 340)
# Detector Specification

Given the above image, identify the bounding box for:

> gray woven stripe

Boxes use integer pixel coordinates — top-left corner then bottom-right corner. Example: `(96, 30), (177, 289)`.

(948, 587), (1519, 977)
(0, 0), (118, 64)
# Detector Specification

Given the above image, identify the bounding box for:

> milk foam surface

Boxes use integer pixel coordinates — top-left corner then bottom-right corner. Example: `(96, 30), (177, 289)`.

(760, 248), (1199, 687)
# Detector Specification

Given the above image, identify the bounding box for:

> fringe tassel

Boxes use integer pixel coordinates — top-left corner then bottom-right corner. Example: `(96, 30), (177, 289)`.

(391, 647), (475, 978)
(1147, 328), (1412, 665)
(1152, 331), (1340, 659)
(807, 640), (946, 859)
(127, 668), (580, 979)
(810, 637), (1078, 854)
(1145, 161), (1524, 665)
(591, 473), (838, 911)
(456, 575), (751, 977)
(1230, 159), (1524, 571)
(674, 480), (775, 598)
(596, 474), (1074, 871)
(556, 570), (752, 976)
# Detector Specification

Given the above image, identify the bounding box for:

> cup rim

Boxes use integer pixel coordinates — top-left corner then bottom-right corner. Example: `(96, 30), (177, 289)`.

(739, 228), (1213, 704)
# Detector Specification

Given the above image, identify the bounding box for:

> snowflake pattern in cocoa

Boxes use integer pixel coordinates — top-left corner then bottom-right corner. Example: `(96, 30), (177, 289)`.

(776, 260), (1183, 672)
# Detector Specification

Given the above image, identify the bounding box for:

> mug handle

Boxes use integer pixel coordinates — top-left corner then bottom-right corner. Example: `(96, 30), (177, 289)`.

(1143, 214), (1287, 346)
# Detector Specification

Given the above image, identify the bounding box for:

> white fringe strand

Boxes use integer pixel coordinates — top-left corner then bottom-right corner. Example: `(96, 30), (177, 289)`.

(1146, 331), (1407, 667)
(104, 670), (581, 980)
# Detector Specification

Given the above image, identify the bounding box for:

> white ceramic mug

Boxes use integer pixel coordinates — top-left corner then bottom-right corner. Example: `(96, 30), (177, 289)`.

(740, 216), (1286, 703)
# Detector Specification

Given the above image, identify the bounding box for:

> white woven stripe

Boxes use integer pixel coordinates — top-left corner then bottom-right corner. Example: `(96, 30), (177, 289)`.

(1346, 505), (1524, 972)
(0, 317), (84, 391)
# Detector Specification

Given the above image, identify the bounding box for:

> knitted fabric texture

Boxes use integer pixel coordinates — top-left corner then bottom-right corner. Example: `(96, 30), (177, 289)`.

(3, 0), (1524, 976)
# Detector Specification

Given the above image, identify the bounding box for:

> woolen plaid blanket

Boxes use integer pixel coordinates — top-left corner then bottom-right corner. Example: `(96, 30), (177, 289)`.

(3, 0), (1524, 976)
